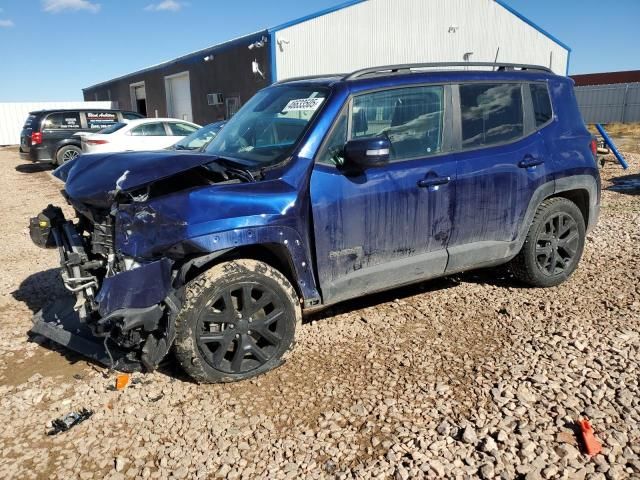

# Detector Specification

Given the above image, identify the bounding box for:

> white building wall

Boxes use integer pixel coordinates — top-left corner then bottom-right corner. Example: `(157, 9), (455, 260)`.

(274, 0), (568, 80)
(0, 101), (113, 145)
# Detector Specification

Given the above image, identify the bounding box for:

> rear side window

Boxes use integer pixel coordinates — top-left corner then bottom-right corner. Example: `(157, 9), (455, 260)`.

(168, 122), (198, 136)
(43, 112), (81, 130)
(351, 85), (445, 161)
(530, 83), (553, 127)
(131, 122), (167, 136)
(86, 111), (118, 130)
(23, 115), (37, 128)
(459, 84), (523, 148)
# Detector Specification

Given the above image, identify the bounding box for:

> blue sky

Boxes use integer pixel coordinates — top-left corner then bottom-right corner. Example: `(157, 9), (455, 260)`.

(0, 0), (638, 101)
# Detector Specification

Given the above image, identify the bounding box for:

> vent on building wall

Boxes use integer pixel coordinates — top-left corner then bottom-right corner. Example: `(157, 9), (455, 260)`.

(207, 93), (224, 106)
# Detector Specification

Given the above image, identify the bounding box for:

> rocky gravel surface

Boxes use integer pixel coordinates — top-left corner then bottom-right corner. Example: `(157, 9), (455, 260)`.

(0, 148), (639, 479)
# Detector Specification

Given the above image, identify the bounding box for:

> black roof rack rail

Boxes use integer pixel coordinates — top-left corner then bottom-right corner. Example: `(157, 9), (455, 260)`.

(274, 74), (345, 85)
(344, 62), (553, 81)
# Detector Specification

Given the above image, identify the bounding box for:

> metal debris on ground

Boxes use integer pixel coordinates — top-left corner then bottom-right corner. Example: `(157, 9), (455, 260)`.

(47, 409), (94, 435)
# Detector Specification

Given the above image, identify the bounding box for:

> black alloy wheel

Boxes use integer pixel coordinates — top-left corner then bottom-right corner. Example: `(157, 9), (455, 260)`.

(196, 282), (287, 374)
(534, 212), (580, 276)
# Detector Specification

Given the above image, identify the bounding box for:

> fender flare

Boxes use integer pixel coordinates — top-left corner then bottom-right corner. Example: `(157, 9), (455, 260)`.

(178, 226), (321, 308)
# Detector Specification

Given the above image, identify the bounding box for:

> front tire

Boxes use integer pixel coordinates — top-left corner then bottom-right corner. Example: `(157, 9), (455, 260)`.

(510, 197), (586, 287)
(174, 259), (301, 383)
(55, 145), (81, 165)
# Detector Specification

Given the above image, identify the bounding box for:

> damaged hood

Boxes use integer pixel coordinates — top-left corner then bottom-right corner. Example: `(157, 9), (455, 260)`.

(54, 151), (222, 207)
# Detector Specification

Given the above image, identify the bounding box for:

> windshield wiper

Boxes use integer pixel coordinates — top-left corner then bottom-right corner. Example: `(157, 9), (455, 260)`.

(214, 157), (257, 183)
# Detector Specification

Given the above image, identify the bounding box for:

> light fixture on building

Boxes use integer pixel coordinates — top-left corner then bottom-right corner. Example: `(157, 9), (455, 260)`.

(277, 38), (290, 52)
(248, 36), (269, 50)
(252, 60), (265, 79)
(204, 54), (215, 62)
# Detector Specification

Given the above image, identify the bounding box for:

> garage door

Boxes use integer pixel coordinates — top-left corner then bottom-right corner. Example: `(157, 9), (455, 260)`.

(165, 72), (193, 122)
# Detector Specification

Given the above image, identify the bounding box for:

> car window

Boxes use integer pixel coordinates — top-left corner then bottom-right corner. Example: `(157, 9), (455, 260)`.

(460, 83), (524, 149)
(530, 83), (553, 127)
(317, 109), (348, 165)
(86, 111), (118, 130)
(351, 85), (445, 161)
(130, 122), (167, 136)
(43, 112), (81, 130)
(123, 112), (144, 120)
(99, 122), (127, 134)
(168, 122), (199, 136)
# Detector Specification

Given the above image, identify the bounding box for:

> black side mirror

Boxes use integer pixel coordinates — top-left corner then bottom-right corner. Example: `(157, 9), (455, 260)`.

(343, 137), (391, 169)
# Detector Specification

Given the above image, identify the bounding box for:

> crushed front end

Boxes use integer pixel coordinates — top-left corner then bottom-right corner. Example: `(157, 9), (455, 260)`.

(30, 199), (179, 372)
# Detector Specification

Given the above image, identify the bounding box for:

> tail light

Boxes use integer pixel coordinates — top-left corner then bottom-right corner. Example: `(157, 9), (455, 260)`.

(590, 138), (597, 158)
(86, 139), (109, 145)
(31, 132), (42, 145)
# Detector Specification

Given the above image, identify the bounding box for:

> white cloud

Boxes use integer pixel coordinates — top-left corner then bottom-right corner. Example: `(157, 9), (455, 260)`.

(42, 0), (101, 13)
(144, 0), (185, 12)
(0, 19), (14, 27)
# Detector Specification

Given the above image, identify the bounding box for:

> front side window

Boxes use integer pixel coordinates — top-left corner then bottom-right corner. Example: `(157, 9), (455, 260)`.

(44, 112), (81, 130)
(530, 83), (553, 127)
(131, 122), (167, 136)
(205, 85), (329, 165)
(168, 122), (199, 136)
(351, 85), (445, 161)
(460, 83), (524, 148)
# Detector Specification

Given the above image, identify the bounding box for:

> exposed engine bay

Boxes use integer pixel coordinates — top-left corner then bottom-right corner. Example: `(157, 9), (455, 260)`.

(29, 158), (258, 371)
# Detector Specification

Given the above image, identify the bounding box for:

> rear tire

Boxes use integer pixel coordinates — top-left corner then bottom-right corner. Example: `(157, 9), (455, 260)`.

(55, 145), (81, 165)
(174, 259), (301, 383)
(510, 197), (586, 287)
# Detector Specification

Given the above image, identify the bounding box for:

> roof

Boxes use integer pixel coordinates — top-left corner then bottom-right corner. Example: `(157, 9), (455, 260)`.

(268, 0), (570, 51)
(571, 70), (640, 87)
(83, 30), (268, 91)
(84, 0), (570, 90)
(280, 67), (558, 92)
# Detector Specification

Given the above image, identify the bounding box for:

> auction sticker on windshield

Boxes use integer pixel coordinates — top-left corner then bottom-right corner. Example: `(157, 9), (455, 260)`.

(282, 97), (325, 113)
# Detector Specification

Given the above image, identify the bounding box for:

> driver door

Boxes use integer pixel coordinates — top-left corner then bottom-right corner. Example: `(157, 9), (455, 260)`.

(309, 84), (457, 304)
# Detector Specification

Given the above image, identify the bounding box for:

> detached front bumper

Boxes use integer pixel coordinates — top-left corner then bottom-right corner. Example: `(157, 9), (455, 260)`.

(29, 205), (177, 370)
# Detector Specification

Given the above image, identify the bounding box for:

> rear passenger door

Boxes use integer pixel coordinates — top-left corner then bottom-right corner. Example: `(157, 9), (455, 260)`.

(310, 84), (457, 304)
(445, 82), (551, 273)
(127, 122), (171, 150)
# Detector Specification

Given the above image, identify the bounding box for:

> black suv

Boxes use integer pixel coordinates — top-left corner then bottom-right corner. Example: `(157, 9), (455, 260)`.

(20, 109), (144, 165)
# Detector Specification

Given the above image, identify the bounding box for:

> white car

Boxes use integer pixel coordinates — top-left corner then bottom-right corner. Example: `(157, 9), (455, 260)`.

(81, 118), (201, 154)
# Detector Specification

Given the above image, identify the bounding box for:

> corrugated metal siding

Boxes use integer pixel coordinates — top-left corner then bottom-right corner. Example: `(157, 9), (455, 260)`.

(274, 0), (568, 80)
(575, 83), (640, 124)
(0, 101), (113, 145)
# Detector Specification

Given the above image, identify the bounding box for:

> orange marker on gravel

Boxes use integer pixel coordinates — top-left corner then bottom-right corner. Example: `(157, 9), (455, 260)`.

(115, 374), (130, 391)
(578, 419), (602, 456)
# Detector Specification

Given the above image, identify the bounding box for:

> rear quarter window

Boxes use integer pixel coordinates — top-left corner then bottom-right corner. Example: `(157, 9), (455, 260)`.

(459, 83), (524, 149)
(44, 112), (81, 130)
(530, 83), (553, 127)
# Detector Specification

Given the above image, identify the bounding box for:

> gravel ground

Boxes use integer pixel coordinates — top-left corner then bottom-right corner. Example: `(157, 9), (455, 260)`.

(0, 147), (638, 479)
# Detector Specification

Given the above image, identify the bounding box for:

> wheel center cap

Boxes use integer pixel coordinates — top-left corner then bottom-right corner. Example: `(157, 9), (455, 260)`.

(236, 319), (249, 334)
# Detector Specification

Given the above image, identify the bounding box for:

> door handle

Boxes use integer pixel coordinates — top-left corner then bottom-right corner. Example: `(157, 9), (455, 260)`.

(518, 156), (545, 169)
(417, 176), (451, 188)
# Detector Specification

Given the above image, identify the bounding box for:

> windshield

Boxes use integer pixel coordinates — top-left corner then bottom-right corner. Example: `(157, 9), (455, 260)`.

(204, 85), (329, 165)
(174, 121), (225, 150)
(99, 122), (127, 134)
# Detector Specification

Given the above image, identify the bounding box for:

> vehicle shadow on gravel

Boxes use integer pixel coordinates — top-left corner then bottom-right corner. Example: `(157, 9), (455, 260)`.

(12, 268), (67, 314)
(608, 173), (640, 195)
(15, 163), (54, 174)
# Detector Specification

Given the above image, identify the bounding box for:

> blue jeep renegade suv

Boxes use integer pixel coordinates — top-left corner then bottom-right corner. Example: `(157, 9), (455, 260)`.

(30, 62), (600, 383)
